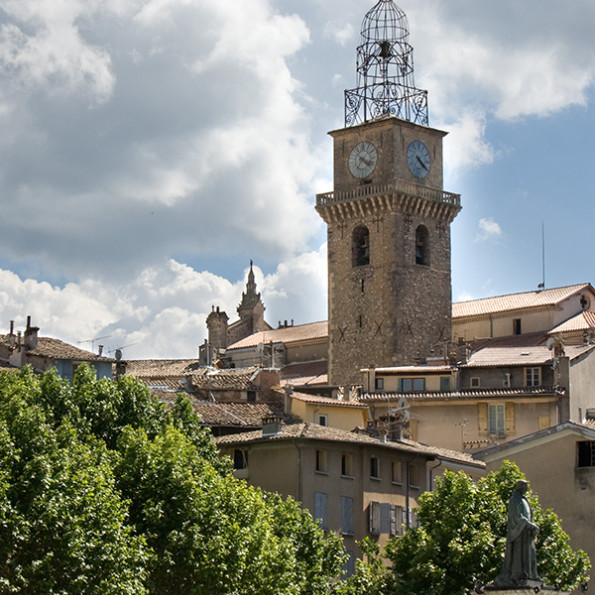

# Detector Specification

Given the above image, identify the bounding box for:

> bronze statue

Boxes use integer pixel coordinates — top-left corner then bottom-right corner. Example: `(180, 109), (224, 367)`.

(494, 480), (542, 587)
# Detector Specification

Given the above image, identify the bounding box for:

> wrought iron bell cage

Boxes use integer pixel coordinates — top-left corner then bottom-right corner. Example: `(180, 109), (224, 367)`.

(345, 0), (428, 127)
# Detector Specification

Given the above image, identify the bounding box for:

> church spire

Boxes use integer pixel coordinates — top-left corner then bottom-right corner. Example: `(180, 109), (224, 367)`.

(237, 260), (263, 316)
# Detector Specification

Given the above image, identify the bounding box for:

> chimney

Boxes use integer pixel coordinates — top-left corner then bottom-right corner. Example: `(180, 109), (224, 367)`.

(98, 345), (103, 357)
(6, 320), (16, 346)
(23, 316), (39, 351)
(262, 416), (283, 436)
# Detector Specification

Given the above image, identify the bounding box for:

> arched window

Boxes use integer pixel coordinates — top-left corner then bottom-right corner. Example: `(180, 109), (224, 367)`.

(352, 225), (370, 267)
(415, 225), (429, 265)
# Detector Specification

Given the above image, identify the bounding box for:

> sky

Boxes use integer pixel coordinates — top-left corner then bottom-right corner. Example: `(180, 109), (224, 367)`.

(0, 0), (594, 359)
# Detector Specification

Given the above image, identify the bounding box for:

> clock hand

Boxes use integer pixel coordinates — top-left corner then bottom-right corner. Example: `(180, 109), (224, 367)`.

(416, 156), (428, 171)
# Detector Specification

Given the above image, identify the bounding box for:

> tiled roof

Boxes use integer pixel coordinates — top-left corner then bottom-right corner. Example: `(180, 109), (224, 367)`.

(192, 402), (286, 427)
(188, 367), (261, 390)
(549, 311), (595, 334)
(215, 422), (483, 467)
(463, 345), (553, 367)
(0, 336), (115, 362)
(452, 283), (592, 319)
(366, 365), (455, 374)
(125, 359), (203, 377)
(281, 360), (328, 386)
(126, 361), (263, 391)
(359, 386), (561, 402)
(226, 321), (328, 350)
(290, 391), (368, 409)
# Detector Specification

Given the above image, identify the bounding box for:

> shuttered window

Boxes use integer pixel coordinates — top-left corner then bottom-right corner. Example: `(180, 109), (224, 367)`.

(315, 492), (328, 529)
(341, 496), (354, 535)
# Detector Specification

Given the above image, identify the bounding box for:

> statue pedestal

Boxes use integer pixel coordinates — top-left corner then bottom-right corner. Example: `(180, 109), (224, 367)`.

(483, 589), (567, 595)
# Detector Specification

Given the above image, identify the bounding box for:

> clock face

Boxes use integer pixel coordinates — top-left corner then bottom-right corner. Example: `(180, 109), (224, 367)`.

(348, 141), (378, 179)
(407, 140), (431, 178)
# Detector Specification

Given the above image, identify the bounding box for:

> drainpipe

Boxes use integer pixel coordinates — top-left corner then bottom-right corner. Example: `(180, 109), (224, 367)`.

(428, 458), (443, 491)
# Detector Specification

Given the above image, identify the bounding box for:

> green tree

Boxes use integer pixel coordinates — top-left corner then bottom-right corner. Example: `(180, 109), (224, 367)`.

(0, 365), (347, 594)
(386, 461), (591, 594)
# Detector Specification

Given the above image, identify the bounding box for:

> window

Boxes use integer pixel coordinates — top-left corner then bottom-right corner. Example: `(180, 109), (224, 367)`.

(247, 390), (256, 403)
(369, 501), (380, 535)
(314, 492), (328, 529)
(341, 496), (354, 535)
(375, 377), (384, 390)
(525, 367), (540, 387)
(341, 453), (353, 477)
(503, 373), (511, 388)
(352, 225), (370, 267)
(316, 414), (328, 427)
(370, 456), (380, 479)
(578, 441), (595, 467)
(470, 377), (480, 388)
(513, 318), (522, 335)
(488, 404), (505, 437)
(391, 461), (403, 484)
(409, 464), (419, 488)
(369, 502), (404, 536)
(440, 376), (450, 392)
(315, 449), (328, 473)
(399, 378), (425, 392)
(233, 449), (248, 470)
(415, 225), (429, 265)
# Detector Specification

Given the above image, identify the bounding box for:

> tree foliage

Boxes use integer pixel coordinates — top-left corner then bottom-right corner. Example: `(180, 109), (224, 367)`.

(0, 365), (346, 594)
(386, 462), (591, 594)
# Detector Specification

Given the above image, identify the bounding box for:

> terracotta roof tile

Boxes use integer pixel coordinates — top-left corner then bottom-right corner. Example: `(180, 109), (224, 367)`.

(191, 402), (286, 427)
(452, 283), (592, 319)
(125, 359), (203, 376)
(226, 321), (328, 350)
(290, 391), (368, 409)
(359, 386), (560, 402)
(463, 345), (553, 367)
(281, 360), (328, 386)
(0, 336), (115, 362)
(549, 311), (595, 334)
(215, 422), (483, 467)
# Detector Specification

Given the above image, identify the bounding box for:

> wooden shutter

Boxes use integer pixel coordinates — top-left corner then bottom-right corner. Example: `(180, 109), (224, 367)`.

(478, 403), (488, 434)
(390, 505), (402, 536)
(505, 402), (515, 435)
(369, 501), (380, 535)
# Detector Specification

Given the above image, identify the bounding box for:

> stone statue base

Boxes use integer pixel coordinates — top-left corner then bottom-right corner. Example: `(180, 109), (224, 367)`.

(483, 588), (567, 594)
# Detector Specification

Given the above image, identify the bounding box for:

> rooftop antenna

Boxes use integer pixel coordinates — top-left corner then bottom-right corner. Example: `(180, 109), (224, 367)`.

(78, 334), (112, 353)
(537, 221), (545, 290)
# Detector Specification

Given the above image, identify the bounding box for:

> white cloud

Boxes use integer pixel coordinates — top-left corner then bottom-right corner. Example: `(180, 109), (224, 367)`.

(475, 218), (502, 242)
(0, 247), (328, 360)
(442, 111), (495, 174)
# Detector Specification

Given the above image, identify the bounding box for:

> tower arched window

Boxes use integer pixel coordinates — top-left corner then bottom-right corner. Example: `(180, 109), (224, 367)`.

(352, 225), (370, 267)
(415, 225), (429, 266)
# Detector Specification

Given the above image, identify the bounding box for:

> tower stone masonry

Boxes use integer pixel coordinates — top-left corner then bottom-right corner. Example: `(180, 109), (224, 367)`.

(316, 0), (461, 387)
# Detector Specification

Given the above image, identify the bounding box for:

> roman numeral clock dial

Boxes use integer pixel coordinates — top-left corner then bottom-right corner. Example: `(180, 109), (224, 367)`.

(407, 140), (431, 179)
(348, 141), (378, 179)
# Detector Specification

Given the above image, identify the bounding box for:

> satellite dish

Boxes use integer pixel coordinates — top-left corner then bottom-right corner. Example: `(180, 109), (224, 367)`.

(545, 337), (555, 351)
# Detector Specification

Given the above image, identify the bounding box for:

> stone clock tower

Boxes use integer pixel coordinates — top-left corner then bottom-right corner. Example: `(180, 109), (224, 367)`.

(316, 0), (461, 387)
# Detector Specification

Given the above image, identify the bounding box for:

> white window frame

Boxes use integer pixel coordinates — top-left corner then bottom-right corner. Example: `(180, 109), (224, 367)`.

(525, 367), (541, 387)
(316, 413), (328, 426)
(488, 403), (505, 437)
